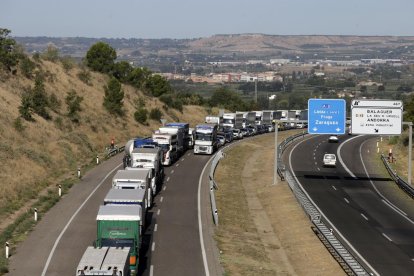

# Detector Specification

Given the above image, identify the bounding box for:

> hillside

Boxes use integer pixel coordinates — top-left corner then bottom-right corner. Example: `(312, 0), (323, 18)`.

(0, 59), (208, 231)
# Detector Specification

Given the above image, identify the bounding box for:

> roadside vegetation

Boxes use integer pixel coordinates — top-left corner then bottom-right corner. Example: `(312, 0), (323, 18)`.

(0, 28), (209, 273)
(214, 131), (344, 275)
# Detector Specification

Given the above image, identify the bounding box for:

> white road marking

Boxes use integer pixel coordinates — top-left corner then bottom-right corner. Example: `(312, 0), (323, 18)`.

(313, 156), (316, 160)
(181, 158), (185, 161)
(152, 242), (155, 251)
(176, 163), (179, 167)
(150, 265), (154, 276)
(289, 136), (379, 276)
(361, 213), (369, 221)
(332, 185), (337, 190)
(344, 198), (350, 204)
(317, 167), (320, 171)
(41, 163), (123, 276)
(163, 186), (166, 191)
(382, 233), (393, 242)
(314, 162), (317, 165)
(157, 209), (160, 215)
(154, 224), (158, 232)
(160, 196), (164, 202)
(187, 153), (191, 156)
(338, 137), (414, 225)
(171, 170), (174, 174)
(166, 177), (170, 182)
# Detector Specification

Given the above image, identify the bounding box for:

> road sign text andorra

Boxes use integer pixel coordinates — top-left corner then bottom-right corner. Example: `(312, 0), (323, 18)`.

(351, 100), (402, 135)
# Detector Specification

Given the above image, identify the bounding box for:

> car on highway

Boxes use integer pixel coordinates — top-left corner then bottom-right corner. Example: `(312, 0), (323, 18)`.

(217, 135), (226, 147)
(328, 135), (339, 143)
(323, 153), (337, 167)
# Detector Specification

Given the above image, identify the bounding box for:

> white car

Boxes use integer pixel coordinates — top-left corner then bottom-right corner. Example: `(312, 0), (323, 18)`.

(328, 135), (339, 143)
(323, 154), (337, 167)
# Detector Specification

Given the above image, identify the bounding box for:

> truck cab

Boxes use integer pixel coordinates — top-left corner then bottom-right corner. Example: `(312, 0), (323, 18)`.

(194, 124), (218, 155)
(152, 132), (178, 166)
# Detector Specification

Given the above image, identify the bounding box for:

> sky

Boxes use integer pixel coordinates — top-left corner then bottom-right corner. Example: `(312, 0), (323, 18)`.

(1, 0), (414, 38)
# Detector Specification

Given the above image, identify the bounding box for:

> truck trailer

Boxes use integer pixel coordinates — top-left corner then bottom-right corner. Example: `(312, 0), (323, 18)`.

(76, 246), (130, 276)
(152, 132), (178, 166)
(96, 205), (142, 272)
(112, 169), (152, 208)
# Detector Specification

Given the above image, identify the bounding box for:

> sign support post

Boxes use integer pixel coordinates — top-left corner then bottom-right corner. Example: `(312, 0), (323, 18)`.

(273, 120), (278, 185)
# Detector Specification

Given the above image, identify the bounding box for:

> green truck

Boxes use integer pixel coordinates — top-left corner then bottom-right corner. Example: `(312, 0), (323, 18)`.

(95, 205), (142, 272)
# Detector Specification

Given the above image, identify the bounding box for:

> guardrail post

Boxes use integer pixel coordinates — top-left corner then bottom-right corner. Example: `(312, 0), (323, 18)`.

(58, 185), (62, 197)
(408, 123), (412, 186)
(5, 242), (9, 259)
(96, 155), (99, 165)
(273, 120), (279, 185)
(77, 167), (81, 178)
(34, 208), (38, 222)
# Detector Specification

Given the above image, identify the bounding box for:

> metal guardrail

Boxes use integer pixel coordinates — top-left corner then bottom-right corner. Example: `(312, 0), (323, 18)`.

(208, 150), (225, 226)
(104, 145), (125, 159)
(381, 154), (414, 198)
(280, 134), (369, 276)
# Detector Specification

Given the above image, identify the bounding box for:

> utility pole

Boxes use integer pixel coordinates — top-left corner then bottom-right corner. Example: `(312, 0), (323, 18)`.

(255, 77), (258, 103)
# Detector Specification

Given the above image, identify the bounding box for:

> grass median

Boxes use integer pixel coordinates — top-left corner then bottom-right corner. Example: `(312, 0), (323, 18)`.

(214, 130), (344, 276)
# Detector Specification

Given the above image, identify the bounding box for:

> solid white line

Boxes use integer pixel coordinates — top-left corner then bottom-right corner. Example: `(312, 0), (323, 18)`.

(176, 163), (179, 167)
(361, 213), (369, 221)
(198, 151), (215, 276)
(150, 265), (154, 276)
(154, 224), (158, 232)
(167, 176), (170, 182)
(339, 137), (414, 225)
(152, 242), (155, 251)
(382, 233), (393, 242)
(289, 136), (379, 276)
(344, 198), (350, 204)
(41, 163), (122, 276)
(157, 209), (160, 215)
(160, 196), (164, 203)
(332, 185), (337, 190)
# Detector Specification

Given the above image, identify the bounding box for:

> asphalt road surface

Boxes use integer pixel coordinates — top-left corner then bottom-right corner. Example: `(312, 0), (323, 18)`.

(286, 134), (414, 276)
(8, 150), (213, 276)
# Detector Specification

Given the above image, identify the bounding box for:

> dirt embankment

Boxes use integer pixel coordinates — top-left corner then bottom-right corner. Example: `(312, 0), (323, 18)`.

(214, 132), (344, 275)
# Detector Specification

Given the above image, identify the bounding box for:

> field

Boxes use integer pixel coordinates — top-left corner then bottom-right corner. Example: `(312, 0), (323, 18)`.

(214, 131), (344, 275)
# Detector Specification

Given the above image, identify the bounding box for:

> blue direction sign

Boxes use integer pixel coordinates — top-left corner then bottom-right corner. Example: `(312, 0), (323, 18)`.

(308, 99), (346, 134)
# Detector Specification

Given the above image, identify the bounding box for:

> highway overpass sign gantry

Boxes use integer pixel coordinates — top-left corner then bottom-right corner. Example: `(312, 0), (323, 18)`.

(351, 100), (403, 135)
(308, 99), (346, 134)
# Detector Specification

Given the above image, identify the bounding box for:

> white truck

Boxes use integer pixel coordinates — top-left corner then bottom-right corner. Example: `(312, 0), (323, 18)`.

(104, 188), (148, 220)
(223, 113), (244, 129)
(194, 124), (218, 155)
(164, 123), (190, 151)
(188, 128), (195, 149)
(76, 246), (130, 276)
(205, 115), (223, 127)
(129, 148), (164, 195)
(157, 126), (185, 156)
(112, 169), (153, 208)
(152, 132), (178, 166)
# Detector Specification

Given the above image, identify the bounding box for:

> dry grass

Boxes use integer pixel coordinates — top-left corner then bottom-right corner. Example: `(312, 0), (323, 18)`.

(0, 60), (208, 228)
(215, 131), (344, 276)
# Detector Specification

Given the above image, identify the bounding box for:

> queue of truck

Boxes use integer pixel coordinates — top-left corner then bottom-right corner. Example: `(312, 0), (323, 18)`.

(76, 109), (308, 275)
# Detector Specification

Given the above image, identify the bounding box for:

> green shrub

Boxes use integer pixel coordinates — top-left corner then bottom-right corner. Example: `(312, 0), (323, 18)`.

(13, 117), (25, 132)
(77, 69), (91, 85)
(60, 56), (74, 72)
(134, 108), (148, 124)
(103, 78), (124, 116)
(42, 44), (59, 62)
(65, 90), (83, 122)
(19, 57), (36, 78)
(149, 108), (162, 121)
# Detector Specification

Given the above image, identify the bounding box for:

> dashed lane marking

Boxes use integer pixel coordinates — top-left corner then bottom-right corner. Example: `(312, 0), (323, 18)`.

(176, 163), (179, 167)
(382, 233), (393, 242)
(361, 214), (369, 221)
(160, 196), (163, 203)
(163, 186), (166, 191)
(166, 177), (170, 182)
(344, 198), (350, 204)
(171, 170), (174, 174)
(152, 242), (155, 251)
(154, 224), (158, 232)
(157, 209), (160, 216)
(332, 185), (337, 191)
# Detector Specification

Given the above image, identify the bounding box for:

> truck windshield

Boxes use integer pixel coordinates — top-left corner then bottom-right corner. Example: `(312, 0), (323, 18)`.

(196, 133), (213, 141)
(158, 144), (169, 151)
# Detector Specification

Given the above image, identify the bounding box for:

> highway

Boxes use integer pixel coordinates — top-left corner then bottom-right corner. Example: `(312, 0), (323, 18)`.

(7, 151), (213, 276)
(286, 134), (414, 276)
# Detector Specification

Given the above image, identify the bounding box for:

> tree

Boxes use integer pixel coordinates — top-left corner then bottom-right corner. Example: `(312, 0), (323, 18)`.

(85, 42), (117, 73)
(127, 67), (151, 89)
(149, 108), (162, 121)
(103, 77), (124, 116)
(19, 91), (34, 121)
(0, 28), (19, 72)
(112, 61), (133, 82)
(209, 87), (247, 111)
(145, 74), (172, 97)
(31, 76), (50, 119)
(134, 108), (148, 124)
(65, 90), (83, 122)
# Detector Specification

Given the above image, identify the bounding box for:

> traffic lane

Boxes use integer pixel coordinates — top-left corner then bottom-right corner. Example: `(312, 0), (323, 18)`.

(43, 164), (121, 275)
(7, 154), (123, 276)
(150, 152), (209, 276)
(342, 135), (414, 218)
(289, 135), (414, 275)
